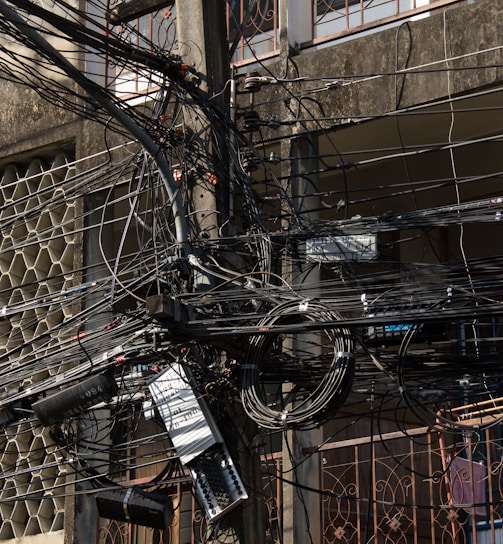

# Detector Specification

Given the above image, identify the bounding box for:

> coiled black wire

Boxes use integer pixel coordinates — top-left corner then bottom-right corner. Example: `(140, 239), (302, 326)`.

(240, 300), (355, 430)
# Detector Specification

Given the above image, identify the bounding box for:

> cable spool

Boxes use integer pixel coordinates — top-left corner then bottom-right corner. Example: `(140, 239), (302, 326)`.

(240, 300), (355, 430)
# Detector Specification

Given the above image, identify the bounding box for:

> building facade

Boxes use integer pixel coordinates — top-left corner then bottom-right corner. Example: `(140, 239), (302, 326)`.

(0, 1), (502, 543)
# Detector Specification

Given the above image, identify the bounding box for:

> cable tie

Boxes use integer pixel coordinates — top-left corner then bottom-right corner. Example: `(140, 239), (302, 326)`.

(0, 306), (6, 317)
(188, 253), (200, 267)
(113, 345), (124, 355)
(122, 488), (132, 523)
(299, 300), (309, 311)
(281, 412), (288, 427)
(337, 352), (353, 359)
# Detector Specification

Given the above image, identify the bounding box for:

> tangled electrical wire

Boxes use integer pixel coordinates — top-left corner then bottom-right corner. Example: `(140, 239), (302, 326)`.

(240, 299), (355, 430)
(0, 0), (502, 540)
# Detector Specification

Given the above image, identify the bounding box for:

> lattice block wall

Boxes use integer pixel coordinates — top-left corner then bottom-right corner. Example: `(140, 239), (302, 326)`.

(0, 153), (76, 539)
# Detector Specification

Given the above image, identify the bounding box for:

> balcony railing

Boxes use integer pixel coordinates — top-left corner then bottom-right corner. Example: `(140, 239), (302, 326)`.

(311, 0), (462, 45)
(228, 0), (279, 66)
(307, 425), (503, 543)
(96, 454), (283, 544)
(106, 2), (177, 96)
(96, 423), (503, 543)
(228, 0), (462, 66)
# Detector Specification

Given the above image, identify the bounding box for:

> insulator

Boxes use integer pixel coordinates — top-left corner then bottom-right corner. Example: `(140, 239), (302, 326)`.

(268, 152), (281, 164)
(243, 110), (261, 131)
(240, 148), (259, 172)
(243, 71), (261, 92)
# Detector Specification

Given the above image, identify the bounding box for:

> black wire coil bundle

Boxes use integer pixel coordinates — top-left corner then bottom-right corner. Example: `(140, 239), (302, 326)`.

(240, 300), (355, 430)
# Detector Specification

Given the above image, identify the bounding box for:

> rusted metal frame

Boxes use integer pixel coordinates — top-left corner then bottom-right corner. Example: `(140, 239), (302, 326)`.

(303, 0), (462, 49)
(311, 427), (440, 542)
(261, 452), (282, 543)
(485, 430), (497, 544)
(312, 426), (503, 543)
(108, 0), (173, 24)
(111, 11), (175, 96)
(304, 426), (431, 454)
(371, 438), (378, 542)
(272, 0), (278, 52)
(227, 0), (279, 65)
(410, 436), (418, 544)
(437, 427), (462, 543)
(466, 436), (478, 544)
(239, 0), (245, 66)
(355, 443), (362, 541)
(427, 432), (437, 543)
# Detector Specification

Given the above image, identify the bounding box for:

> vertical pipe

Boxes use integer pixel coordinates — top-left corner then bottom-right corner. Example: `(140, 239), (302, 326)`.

(410, 436), (418, 544)
(355, 444), (361, 540)
(428, 431), (436, 543)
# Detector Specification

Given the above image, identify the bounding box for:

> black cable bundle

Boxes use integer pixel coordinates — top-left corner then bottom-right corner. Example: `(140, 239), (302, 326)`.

(240, 299), (354, 430)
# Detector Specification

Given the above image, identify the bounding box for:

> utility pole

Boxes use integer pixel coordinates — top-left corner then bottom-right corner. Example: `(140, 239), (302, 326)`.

(176, 2), (266, 543)
(280, 135), (322, 544)
(278, 4), (322, 541)
(176, 0), (230, 244)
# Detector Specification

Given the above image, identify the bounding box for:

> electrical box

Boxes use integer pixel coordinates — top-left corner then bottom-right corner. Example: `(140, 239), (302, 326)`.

(149, 364), (248, 520)
(96, 487), (173, 530)
(148, 363), (221, 465)
(306, 235), (377, 262)
(190, 443), (248, 520)
(363, 303), (447, 345)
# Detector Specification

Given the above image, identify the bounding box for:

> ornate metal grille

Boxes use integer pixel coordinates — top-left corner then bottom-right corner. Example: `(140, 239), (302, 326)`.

(106, 3), (178, 96)
(310, 425), (503, 543)
(227, 0), (279, 65)
(313, 0), (462, 45)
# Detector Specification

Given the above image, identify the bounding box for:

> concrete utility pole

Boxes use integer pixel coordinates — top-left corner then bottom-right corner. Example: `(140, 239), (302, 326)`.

(278, 4), (324, 538)
(280, 135), (322, 544)
(176, 0), (230, 244)
(176, 2), (266, 543)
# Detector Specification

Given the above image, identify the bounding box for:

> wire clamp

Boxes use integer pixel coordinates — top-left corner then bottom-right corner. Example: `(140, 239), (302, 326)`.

(122, 487), (133, 523)
(281, 412), (288, 427)
(298, 300), (310, 311)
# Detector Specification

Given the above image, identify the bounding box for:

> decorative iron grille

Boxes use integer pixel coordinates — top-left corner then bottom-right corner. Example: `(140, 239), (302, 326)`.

(310, 425), (503, 543)
(312, 0), (462, 45)
(227, 0), (279, 65)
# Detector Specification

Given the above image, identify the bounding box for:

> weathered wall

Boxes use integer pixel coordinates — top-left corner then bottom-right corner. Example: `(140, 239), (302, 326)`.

(252, 0), (502, 122)
(0, 80), (79, 164)
(1, 529), (64, 544)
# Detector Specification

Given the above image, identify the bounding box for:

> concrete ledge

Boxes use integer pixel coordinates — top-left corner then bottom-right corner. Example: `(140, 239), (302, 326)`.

(0, 530), (65, 544)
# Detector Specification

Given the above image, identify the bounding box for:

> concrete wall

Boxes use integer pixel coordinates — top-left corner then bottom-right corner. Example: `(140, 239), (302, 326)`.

(0, 80), (79, 164)
(253, 0), (501, 122)
(1, 530), (64, 544)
